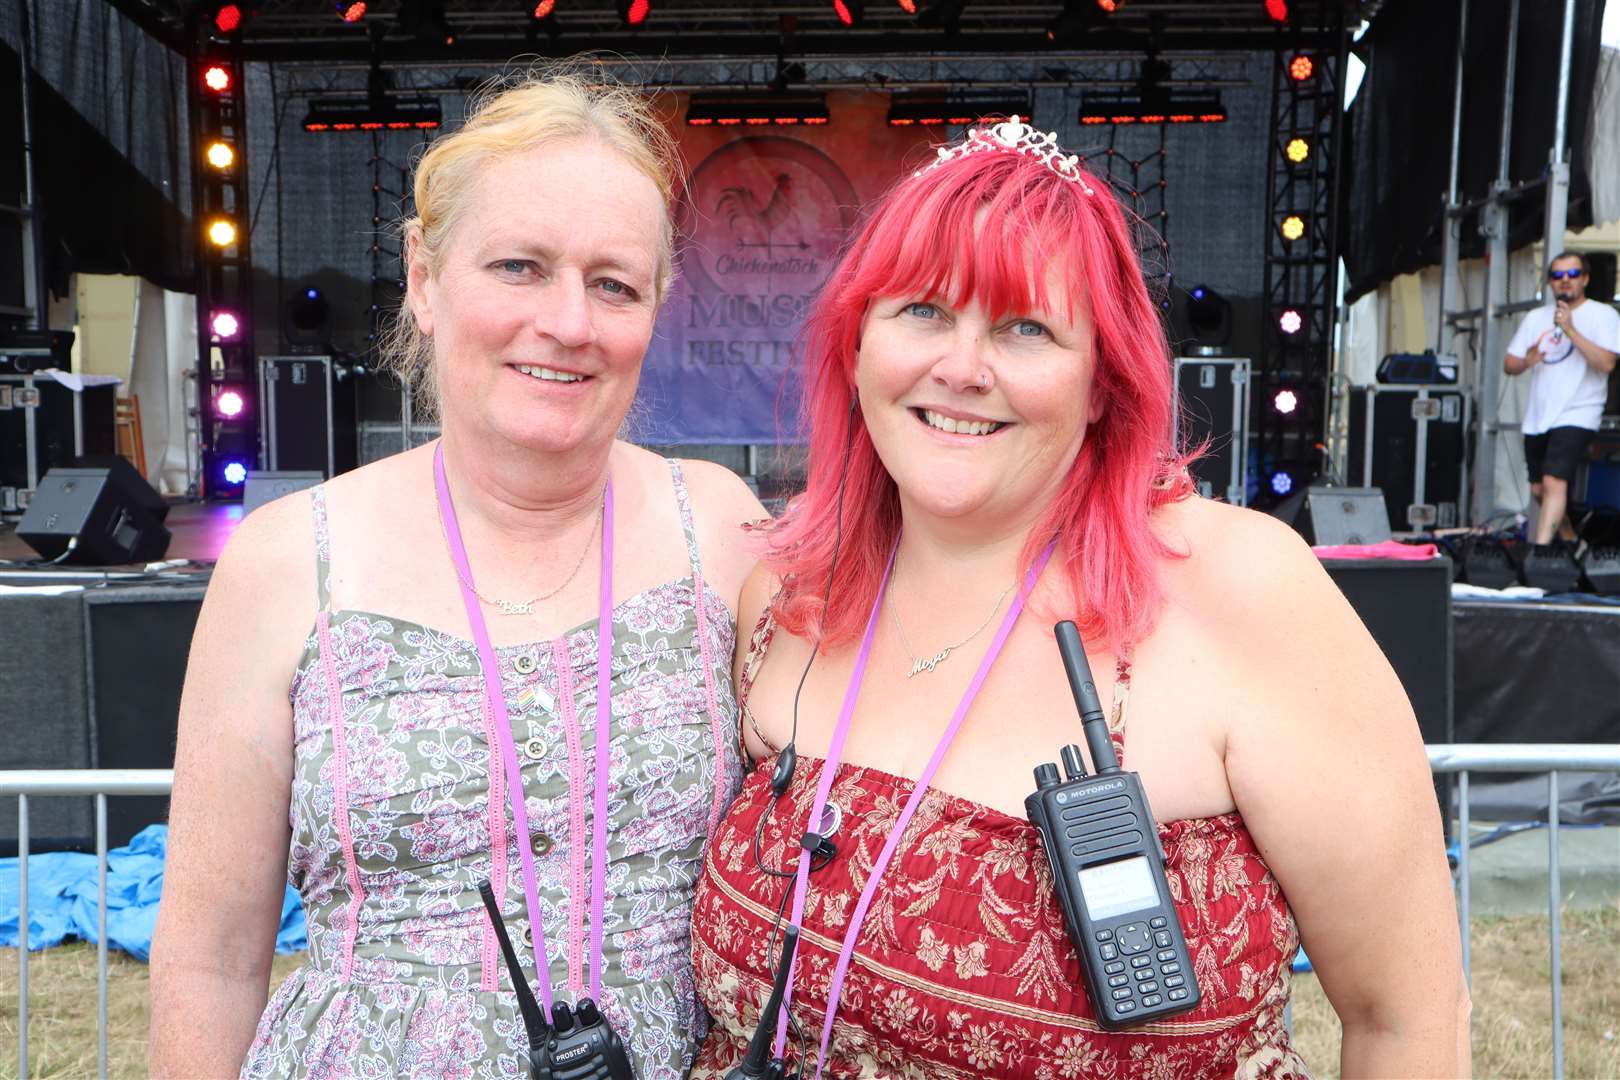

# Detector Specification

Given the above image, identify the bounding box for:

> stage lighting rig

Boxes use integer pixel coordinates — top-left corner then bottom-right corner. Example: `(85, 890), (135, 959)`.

(1186, 285), (1233, 347)
(686, 93), (829, 126)
(616, 0), (650, 26)
(339, 1), (367, 22)
(896, 0), (916, 11)
(207, 218), (238, 248)
(1080, 89), (1226, 125)
(214, 386), (248, 419)
(916, 0), (965, 35)
(833, 0), (864, 25)
(303, 96), (442, 132)
(1272, 388), (1299, 415)
(531, 0), (555, 19)
(887, 94), (1031, 127)
(1278, 308), (1303, 335)
(1279, 214), (1305, 242)
(398, 0), (456, 44)
(1264, 0), (1288, 23)
(213, 3), (243, 33)
(1285, 137), (1309, 164)
(1097, 0), (1122, 10)
(205, 140), (235, 170)
(210, 310), (242, 340)
(202, 64), (231, 92)
(1289, 55), (1314, 81)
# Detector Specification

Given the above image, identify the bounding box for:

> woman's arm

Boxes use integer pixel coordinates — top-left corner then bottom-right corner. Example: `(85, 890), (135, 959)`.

(148, 495), (313, 1077)
(1213, 513), (1469, 1077)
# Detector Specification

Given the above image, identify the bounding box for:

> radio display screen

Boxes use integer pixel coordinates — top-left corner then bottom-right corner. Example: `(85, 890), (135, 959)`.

(1076, 856), (1161, 921)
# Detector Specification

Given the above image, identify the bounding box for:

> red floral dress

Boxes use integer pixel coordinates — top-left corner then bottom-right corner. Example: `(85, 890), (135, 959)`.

(690, 609), (1309, 1079)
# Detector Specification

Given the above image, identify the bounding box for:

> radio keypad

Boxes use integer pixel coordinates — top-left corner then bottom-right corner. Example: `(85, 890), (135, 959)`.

(1099, 919), (1195, 1020)
(1103, 961), (1125, 975)
(1129, 955), (1152, 969)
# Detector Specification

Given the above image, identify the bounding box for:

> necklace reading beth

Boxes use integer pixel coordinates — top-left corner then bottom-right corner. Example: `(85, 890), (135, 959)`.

(434, 472), (603, 616)
(888, 555), (1016, 677)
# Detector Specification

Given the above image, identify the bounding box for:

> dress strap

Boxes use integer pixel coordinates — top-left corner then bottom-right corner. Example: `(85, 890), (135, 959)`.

(665, 459), (704, 579)
(309, 484), (333, 610)
(737, 595), (783, 763)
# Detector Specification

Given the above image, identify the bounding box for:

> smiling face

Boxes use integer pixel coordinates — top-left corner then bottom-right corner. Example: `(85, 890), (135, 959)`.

(854, 268), (1101, 532)
(406, 137), (666, 456)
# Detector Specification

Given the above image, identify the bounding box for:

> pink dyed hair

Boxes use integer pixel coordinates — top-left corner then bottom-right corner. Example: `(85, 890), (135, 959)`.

(763, 138), (1197, 654)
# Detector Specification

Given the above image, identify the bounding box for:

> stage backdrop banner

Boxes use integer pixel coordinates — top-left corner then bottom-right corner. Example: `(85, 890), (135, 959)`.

(634, 92), (933, 445)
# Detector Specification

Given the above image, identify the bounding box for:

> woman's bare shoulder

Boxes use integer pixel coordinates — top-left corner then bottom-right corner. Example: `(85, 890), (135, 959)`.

(1152, 494), (1334, 622)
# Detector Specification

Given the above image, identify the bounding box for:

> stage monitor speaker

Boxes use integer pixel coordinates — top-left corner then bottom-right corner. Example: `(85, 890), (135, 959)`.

(243, 470), (324, 516)
(1521, 543), (1581, 594)
(16, 464), (171, 564)
(1580, 546), (1620, 595)
(1457, 535), (1521, 589)
(1299, 486), (1392, 546)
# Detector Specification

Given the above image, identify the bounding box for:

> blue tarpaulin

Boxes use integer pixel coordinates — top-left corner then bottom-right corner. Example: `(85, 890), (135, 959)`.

(0, 825), (306, 960)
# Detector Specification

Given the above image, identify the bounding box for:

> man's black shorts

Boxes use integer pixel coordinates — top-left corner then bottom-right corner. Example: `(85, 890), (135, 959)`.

(1524, 425), (1596, 483)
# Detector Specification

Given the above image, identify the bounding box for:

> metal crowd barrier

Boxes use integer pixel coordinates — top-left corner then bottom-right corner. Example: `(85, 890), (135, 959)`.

(1427, 744), (1620, 1080)
(4, 769), (174, 1080)
(5, 748), (1620, 1079)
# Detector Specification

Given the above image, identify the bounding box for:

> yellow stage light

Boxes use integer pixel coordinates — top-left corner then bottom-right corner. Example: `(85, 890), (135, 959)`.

(1280, 215), (1306, 242)
(208, 218), (237, 247)
(206, 141), (235, 170)
(1285, 138), (1310, 164)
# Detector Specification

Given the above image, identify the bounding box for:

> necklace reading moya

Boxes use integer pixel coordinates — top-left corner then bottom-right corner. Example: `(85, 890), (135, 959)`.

(888, 559), (1016, 677)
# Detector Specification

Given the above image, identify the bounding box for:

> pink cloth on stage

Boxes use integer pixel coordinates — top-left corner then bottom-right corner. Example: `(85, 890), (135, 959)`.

(1312, 541), (1440, 560)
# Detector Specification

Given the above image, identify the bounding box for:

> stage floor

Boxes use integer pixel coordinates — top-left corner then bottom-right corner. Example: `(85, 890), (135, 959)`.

(0, 501), (241, 565)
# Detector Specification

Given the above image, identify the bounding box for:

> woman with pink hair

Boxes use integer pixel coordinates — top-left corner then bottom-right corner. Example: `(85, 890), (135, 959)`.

(690, 119), (1468, 1078)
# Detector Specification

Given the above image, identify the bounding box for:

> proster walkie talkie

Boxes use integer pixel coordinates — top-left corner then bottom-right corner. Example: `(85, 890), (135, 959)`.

(477, 881), (636, 1079)
(1025, 621), (1200, 1029)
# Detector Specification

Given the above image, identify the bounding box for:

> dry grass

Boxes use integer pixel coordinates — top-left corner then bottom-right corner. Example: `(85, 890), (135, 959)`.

(1, 908), (1615, 1078)
(1290, 906), (1620, 1079)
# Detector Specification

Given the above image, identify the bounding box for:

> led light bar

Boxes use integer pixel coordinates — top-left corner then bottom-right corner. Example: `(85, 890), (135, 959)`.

(303, 96), (443, 133)
(885, 96), (1032, 127)
(1078, 92), (1226, 126)
(685, 94), (829, 127)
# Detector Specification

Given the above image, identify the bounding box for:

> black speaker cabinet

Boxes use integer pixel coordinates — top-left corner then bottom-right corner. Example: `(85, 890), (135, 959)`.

(1521, 543), (1582, 594)
(1321, 556), (1455, 832)
(1297, 486), (1392, 546)
(1582, 546), (1620, 595)
(16, 462), (171, 564)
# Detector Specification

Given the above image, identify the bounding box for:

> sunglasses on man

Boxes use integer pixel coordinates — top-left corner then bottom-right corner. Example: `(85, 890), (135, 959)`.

(1548, 268), (1585, 280)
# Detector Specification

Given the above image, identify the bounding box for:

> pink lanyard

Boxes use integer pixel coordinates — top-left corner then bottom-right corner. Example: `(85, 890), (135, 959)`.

(434, 442), (614, 1011)
(773, 538), (1058, 1071)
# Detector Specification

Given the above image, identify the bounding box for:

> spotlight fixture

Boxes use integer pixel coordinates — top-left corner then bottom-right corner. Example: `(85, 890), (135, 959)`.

(616, 0), (649, 25)
(1269, 469), (1294, 496)
(833, 0), (864, 24)
(1289, 55), (1314, 81)
(1278, 309), (1303, 335)
(202, 65), (232, 92)
(205, 141), (235, 170)
(216, 389), (247, 418)
(221, 460), (250, 487)
(532, 0), (554, 16)
(340, 0), (367, 21)
(1264, 0), (1288, 22)
(207, 218), (238, 248)
(213, 3), (243, 33)
(1272, 388), (1299, 415)
(1097, 0), (1122, 10)
(897, 0), (916, 10)
(1186, 284), (1233, 346)
(210, 310), (242, 339)
(1279, 214), (1306, 242)
(1285, 137), (1310, 164)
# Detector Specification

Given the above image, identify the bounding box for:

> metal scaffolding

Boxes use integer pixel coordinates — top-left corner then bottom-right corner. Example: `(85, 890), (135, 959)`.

(1437, 0), (1580, 525)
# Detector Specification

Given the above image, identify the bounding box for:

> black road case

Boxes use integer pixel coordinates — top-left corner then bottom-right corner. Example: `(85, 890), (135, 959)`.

(1347, 384), (1467, 533)
(1174, 356), (1250, 505)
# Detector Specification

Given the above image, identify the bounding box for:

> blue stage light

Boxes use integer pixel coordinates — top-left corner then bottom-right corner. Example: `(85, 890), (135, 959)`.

(1269, 471), (1293, 497)
(306, 288), (319, 300)
(222, 461), (249, 486)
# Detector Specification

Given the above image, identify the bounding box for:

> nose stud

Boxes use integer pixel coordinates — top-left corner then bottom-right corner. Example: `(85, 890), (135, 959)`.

(976, 373), (991, 390)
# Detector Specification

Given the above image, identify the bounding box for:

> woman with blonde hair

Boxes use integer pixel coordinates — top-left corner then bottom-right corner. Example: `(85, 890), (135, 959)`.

(150, 67), (762, 1078)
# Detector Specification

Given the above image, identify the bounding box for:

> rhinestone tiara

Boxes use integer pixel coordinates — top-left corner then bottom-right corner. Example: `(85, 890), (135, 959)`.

(914, 115), (1095, 196)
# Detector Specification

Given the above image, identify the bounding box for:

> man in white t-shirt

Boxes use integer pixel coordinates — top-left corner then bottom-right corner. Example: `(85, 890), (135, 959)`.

(1504, 252), (1620, 545)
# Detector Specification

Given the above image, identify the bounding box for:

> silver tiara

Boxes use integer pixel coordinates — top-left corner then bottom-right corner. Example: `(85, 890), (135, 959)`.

(914, 115), (1094, 196)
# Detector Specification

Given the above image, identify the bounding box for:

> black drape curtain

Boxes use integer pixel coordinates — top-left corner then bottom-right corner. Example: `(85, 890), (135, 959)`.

(1341, 0), (1608, 303)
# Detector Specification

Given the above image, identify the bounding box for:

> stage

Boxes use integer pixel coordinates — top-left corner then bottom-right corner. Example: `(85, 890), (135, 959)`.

(4, 511), (1617, 849)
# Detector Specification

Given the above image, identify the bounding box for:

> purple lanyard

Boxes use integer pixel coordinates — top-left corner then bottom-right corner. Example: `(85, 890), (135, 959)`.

(434, 442), (614, 1012)
(773, 538), (1058, 1070)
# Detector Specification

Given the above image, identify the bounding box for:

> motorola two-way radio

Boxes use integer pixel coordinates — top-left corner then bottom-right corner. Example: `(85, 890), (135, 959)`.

(477, 881), (636, 1079)
(1025, 621), (1201, 1029)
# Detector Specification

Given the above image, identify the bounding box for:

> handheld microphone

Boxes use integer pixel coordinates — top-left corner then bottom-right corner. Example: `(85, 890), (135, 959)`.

(725, 926), (801, 1080)
(1024, 622), (1200, 1029)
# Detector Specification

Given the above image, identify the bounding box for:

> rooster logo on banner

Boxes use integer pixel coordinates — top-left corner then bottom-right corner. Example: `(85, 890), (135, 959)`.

(714, 172), (808, 253)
